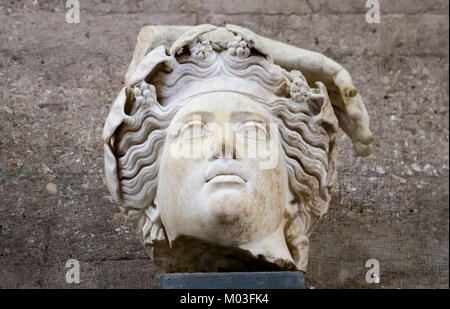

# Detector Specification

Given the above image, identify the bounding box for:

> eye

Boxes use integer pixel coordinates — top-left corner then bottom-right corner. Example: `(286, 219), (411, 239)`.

(178, 120), (209, 141)
(237, 121), (268, 141)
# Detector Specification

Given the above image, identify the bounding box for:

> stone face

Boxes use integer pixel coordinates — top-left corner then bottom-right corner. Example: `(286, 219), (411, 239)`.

(0, 1), (448, 289)
(103, 25), (372, 273)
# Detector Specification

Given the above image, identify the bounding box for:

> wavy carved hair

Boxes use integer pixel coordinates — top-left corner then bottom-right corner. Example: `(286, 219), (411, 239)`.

(113, 49), (338, 269)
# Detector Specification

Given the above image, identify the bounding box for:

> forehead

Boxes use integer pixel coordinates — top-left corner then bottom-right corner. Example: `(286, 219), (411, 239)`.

(171, 92), (273, 123)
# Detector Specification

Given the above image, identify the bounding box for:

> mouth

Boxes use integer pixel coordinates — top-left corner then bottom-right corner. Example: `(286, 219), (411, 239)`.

(207, 174), (246, 184)
(205, 164), (248, 184)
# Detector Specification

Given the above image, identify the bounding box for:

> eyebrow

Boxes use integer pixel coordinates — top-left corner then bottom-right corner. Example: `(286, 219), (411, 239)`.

(175, 111), (215, 123)
(231, 111), (271, 123)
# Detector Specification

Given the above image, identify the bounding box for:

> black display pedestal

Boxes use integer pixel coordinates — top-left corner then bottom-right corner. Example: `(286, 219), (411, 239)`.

(159, 271), (305, 289)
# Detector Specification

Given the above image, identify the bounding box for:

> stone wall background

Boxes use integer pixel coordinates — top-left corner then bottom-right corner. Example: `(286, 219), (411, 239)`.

(0, 0), (448, 288)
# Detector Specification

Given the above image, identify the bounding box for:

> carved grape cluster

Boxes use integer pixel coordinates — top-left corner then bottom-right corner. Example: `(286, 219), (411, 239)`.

(133, 81), (156, 106)
(290, 70), (311, 102)
(227, 35), (252, 58)
(189, 39), (214, 59)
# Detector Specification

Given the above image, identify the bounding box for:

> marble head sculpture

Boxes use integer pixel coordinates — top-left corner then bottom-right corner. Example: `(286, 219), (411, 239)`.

(103, 25), (373, 272)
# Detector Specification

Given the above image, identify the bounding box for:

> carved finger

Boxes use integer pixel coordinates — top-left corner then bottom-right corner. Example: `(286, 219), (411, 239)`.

(333, 70), (374, 145)
(334, 69), (358, 97)
(334, 108), (371, 156)
(347, 95), (373, 145)
(342, 94), (363, 123)
(333, 105), (356, 141)
(355, 98), (373, 145)
(331, 94), (373, 155)
(330, 84), (372, 146)
(353, 141), (372, 157)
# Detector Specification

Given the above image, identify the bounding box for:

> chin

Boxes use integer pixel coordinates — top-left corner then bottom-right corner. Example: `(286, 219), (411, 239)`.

(205, 193), (254, 226)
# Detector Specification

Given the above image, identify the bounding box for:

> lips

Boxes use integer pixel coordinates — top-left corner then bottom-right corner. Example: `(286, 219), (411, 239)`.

(205, 162), (248, 184)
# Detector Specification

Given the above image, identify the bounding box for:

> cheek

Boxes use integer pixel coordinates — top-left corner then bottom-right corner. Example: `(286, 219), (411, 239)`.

(250, 165), (286, 225)
(161, 152), (188, 184)
(158, 148), (205, 214)
(157, 150), (187, 209)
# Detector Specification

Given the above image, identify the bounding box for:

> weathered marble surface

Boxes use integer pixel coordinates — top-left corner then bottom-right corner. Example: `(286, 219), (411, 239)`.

(0, 0), (448, 288)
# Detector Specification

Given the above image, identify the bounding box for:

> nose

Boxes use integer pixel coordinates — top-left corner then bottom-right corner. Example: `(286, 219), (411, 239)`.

(211, 123), (237, 159)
